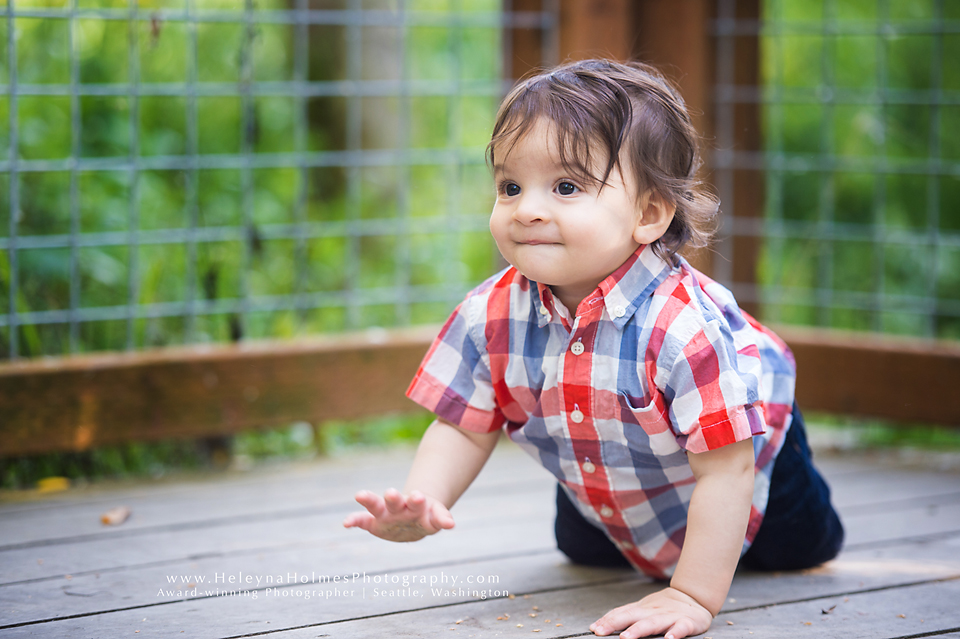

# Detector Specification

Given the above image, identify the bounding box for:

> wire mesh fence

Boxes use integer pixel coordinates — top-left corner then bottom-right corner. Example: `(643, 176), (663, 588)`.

(0, 0), (558, 359)
(712, 0), (960, 341)
(6, 0), (958, 363)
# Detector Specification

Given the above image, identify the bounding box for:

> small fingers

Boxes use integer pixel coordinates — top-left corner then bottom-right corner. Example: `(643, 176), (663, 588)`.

(353, 490), (387, 518)
(342, 512), (375, 530)
(663, 617), (700, 639)
(383, 488), (407, 514)
(618, 614), (675, 639)
(406, 491), (428, 517)
(590, 604), (646, 636)
(591, 604), (675, 638)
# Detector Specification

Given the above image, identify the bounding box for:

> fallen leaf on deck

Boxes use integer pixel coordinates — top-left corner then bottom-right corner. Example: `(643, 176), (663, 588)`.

(822, 605), (836, 615)
(37, 477), (70, 493)
(100, 506), (131, 526)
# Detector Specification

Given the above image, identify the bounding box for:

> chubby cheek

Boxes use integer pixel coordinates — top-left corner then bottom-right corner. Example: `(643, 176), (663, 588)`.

(488, 212), (512, 254)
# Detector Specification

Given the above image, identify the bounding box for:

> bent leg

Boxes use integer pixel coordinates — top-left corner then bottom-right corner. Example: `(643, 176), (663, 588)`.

(740, 404), (844, 571)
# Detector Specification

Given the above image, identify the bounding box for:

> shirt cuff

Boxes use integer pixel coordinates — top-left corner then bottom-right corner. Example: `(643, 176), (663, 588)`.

(681, 402), (765, 454)
(406, 374), (504, 434)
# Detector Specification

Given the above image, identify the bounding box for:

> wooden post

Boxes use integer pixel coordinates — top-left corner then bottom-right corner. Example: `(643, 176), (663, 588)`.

(727, 0), (763, 318)
(630, 0), (718, 276)
(508, 0), (548, 80)
(559, 0), (634, 62)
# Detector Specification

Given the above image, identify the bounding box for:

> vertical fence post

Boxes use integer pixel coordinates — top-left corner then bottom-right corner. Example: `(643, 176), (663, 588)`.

(722, 0), (763, 318)
(630, 0), (718, 277)
(558, 0), (633, 62)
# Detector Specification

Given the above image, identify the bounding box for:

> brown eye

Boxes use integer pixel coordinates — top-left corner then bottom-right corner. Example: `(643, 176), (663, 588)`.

(557, 182), (577, 195)
(504, 183), (521, 197)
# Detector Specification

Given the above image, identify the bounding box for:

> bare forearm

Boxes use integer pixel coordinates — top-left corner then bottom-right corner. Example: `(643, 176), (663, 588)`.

(671, 439), (755, 616)
(403, 418), (500, 509)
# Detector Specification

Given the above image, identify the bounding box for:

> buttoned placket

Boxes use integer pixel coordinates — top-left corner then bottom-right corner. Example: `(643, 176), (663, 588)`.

(557, 295), (659, 576)
(560, 301), (617, 520)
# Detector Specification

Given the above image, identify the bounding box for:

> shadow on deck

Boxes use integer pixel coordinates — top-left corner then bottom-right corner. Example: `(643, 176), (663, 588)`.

(1, 439), (959, 638)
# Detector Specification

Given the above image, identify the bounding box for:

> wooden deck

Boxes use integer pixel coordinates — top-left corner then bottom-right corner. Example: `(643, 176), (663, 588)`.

(2, 439), (959, 638)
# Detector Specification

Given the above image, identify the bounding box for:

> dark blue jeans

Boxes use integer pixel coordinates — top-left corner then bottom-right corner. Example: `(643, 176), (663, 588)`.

(554, 404), (844, 572)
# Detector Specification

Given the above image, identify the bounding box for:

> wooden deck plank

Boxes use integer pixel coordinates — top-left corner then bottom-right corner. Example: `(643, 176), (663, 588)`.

(0, 553), (646, 638)
(0, 441), (548, 545)
(2, 451), (956, 587)
(181, 576), (960, 639)
(0, 481), (557, 585)
(4, 541), (960, 639)
(4, 532), (959, 635)
(0, 446), (951, 551)
(2, 445), (959, 638)
(0, 444), (948, 546)
(3, 506), (957, 630)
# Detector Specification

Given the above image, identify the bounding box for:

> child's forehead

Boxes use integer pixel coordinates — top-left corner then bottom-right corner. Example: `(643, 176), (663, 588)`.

(491, 118), (571, 170)
(491, 117), (614, 179)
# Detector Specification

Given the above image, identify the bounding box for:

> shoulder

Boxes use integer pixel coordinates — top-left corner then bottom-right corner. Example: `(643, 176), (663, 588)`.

(647, 261), (716, 344)
(647, 260), (795, 374)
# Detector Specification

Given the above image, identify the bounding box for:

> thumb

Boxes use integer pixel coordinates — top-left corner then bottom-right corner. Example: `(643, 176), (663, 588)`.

(428, 502), (456, 530)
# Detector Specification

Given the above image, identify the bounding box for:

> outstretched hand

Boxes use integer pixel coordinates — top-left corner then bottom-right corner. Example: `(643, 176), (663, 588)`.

(342, 488), (455, 542)
(589, 587), (713, 639)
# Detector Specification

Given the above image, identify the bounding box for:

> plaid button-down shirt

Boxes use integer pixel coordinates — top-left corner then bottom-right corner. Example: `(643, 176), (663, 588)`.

(406, 246), (796, 579)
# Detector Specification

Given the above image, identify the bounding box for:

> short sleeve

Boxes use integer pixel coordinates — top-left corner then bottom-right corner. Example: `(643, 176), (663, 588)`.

(661, 319), (766, 454)
(406, 297), (505, 434)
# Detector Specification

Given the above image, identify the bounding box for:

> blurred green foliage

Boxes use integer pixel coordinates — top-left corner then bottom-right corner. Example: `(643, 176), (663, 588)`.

(759, 0), (960, 339)
(0, 411), (435, 489)
(1, 0), (503, 358)
(0, 0), (500, 486)
(808, 412), (960, 450)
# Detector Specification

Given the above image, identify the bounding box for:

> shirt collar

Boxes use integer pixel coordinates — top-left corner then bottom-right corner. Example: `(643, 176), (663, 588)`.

(532, 245), (675, 330)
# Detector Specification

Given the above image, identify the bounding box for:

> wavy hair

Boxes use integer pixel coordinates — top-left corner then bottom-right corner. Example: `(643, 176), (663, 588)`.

(487, 59), (719, 264)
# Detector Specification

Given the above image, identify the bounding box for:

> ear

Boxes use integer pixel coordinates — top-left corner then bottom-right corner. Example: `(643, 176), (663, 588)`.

(633, 190), (677, 246)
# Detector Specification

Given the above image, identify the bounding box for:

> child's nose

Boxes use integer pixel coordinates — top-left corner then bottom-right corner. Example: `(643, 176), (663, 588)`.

(514, 194), (549, 225)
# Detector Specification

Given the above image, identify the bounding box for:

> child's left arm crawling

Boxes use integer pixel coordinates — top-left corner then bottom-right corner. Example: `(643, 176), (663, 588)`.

(590, 437), (756, 639)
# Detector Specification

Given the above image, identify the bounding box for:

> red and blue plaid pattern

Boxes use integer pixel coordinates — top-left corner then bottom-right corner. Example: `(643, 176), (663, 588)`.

(407, 246), (796, 579)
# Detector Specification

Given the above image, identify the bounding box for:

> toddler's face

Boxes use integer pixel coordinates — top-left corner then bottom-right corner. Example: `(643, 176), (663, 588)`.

(489, 119), (644, 313)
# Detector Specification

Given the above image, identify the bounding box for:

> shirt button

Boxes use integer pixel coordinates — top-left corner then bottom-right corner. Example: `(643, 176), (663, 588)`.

(570, 341), (585, 355)
(582, 461), (596, 474)
(599, 505), (614, 518)
(619, 540), (634, 550)
(570, 409), (584, 423)
(613, 305), (626, 318)
(539, 305), (550, 316)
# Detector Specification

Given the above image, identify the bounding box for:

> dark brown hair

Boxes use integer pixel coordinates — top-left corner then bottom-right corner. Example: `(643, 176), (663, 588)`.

(487, 59), (719, 263)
